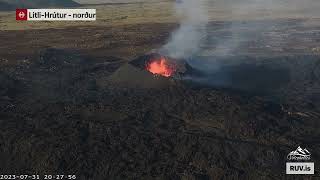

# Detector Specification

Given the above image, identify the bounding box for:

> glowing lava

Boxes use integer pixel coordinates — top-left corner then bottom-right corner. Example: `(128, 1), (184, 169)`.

(146, 57), (175, 77)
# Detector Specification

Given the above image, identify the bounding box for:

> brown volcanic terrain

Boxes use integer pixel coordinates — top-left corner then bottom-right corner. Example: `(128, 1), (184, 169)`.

(0, 1), (320, 180)
(0, 0), (79, 10)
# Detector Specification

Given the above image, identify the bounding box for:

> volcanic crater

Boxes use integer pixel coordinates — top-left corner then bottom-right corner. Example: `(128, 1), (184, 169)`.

(1, 47), (320, 179)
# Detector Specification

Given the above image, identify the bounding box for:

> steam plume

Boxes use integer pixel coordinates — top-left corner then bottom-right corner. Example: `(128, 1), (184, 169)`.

(159, 0), (209, 59)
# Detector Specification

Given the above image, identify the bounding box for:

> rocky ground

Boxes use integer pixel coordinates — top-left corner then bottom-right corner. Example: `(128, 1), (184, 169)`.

(0, 18), (320, 179)
(0, 46), (320, 179)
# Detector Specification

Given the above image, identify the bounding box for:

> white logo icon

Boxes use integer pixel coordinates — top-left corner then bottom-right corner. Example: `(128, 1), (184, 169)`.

(286, 146), (314, 175)
(18, 11), (25, 18)
(287, 146), (311, 161)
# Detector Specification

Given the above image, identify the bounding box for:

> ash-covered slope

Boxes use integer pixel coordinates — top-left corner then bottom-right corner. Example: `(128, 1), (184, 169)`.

(0, 0), (80, 10)
(0, 48), (319, 179)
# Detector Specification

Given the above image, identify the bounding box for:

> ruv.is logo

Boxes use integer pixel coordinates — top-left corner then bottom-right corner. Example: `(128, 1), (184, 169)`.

(286, 146), (314, 175)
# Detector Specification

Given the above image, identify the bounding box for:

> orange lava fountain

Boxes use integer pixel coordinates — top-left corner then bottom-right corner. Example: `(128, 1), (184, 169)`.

(146, 56), (176, 77)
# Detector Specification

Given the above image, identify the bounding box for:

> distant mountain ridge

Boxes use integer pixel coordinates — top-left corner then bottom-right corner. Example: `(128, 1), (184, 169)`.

(0, 0), (80, 10)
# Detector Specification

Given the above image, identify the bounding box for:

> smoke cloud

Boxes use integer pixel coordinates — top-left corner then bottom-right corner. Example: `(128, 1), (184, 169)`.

(163, 0), (320, 91)
(159, 0), (209, 59)
(159, 0), (320, 59)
